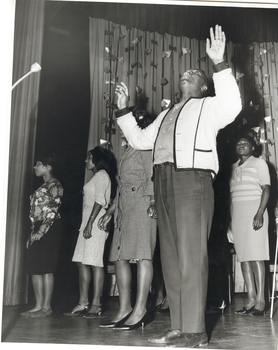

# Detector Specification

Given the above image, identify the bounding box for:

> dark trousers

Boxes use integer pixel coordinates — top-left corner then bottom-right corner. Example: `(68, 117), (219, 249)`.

(154, 165), (214, 333)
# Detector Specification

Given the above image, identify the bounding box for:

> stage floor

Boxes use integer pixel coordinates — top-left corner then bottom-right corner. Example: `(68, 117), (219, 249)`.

(2, 294), (278, 349)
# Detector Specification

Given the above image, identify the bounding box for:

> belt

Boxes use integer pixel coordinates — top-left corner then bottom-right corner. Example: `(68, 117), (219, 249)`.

(153, 162), (174, 168)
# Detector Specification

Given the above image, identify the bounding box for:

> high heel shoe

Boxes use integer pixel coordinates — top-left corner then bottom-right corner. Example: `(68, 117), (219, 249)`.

(99, 311), (133, 328)
(83, 305), (103, 318)
(235, 305), (255, 315)
(113, 311), (153, 331)
(63, 303), (89, 317)
(213, 300), (226, 314)
(249, 308), (266, 317)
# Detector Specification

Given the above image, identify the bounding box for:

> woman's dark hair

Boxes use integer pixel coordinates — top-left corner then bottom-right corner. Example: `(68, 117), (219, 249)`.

(37, 152), (61, 177)
(130, 106), (154, 130)
(236, 134), (256, 149)
(89, 146), (118, 199)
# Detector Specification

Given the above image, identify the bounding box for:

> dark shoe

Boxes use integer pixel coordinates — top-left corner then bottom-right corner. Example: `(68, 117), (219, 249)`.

(235, 305), (255, 315)
(249, 308), (266, 317)
(113, 312), (153, 331)
(148, 329), (182, 344)
(157, 306), (170, 314)
(63, 303), (89, 317)
(153, 301), (163, 312)
(99, 311), (132, 328)
(83, 305), (103, 318)
(171, 332), (208, 348)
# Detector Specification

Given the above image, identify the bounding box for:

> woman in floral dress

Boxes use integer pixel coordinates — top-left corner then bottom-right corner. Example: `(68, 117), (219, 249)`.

(21, 153), (63, 318)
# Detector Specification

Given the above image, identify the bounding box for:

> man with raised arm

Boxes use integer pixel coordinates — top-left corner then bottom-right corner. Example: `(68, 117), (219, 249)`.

(114, 25), (242, 348)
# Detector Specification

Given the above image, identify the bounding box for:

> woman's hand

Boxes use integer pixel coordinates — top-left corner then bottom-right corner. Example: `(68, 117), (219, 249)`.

(253, 212), (264, 231)
(98, 213), (112, 231)
(115, 82), (129, 110)
(26, 232), (43, 248)
(206, 25), (226, 65)
(147, 204), (157, 219)
(83, 223), (92, 239)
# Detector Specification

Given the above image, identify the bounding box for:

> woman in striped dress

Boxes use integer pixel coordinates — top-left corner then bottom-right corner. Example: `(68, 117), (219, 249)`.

(230, 134), (270, 316)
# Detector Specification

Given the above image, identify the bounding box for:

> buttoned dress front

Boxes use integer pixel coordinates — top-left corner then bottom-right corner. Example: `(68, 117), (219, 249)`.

(109, 146), (157, 262)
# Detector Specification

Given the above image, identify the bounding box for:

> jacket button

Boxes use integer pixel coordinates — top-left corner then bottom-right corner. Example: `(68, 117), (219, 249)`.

(131, 187), (136, 191)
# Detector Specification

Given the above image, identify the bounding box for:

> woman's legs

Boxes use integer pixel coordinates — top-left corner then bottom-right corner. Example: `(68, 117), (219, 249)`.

(241, 261), (256, 308)
(69, 262), (91, 312)
(111, 260), (133, 322)
(88, 266), (105, 313)
(251, 260), (266, 310)
(28, 274), (44, 312)
(125, 259), (153, 325)
(41, 273), (54, 310)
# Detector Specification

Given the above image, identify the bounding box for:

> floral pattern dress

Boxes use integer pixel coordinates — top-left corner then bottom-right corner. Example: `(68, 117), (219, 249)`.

(26, 179), (64, 275)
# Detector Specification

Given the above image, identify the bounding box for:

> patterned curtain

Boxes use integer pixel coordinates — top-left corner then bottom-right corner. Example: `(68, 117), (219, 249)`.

(87, 17), (235, 170)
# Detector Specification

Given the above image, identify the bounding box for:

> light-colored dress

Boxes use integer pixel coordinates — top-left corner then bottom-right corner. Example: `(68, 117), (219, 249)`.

(109, 146), (157, 261)
(230, 156), (270, 262)
(72, 170), (111, 267)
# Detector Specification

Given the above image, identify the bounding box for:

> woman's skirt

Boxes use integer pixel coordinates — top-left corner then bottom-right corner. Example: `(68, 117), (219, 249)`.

(25, 219), (63, 274)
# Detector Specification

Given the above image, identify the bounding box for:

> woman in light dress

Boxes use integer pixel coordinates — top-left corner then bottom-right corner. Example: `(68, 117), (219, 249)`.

(64, 146), (117, 318)
(230, 134), (270, 316)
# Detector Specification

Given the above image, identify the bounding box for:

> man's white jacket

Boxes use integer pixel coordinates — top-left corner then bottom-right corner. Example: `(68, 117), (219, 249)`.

(116, 68), (242, 177)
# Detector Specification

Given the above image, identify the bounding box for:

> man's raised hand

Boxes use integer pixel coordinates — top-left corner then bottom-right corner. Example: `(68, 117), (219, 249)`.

(115, 82), (129, 110)
(206, 25), (226, 65)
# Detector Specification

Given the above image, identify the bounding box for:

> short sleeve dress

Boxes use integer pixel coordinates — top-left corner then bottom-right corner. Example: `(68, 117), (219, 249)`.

(72, 170), (111, 267)
(230, 155), (270, 262)
(109, 146), (157, 262)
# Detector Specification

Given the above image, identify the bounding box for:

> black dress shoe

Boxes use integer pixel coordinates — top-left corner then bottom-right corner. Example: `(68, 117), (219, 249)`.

(113, 312), (153, 331)
(170, 332), (208, 348)
(249, 308), (266, 317)
(157, 306), (170, 314)
(148, 329), (182, 344)
(235, 305), (255, 315)
(99, 311), (132, 328)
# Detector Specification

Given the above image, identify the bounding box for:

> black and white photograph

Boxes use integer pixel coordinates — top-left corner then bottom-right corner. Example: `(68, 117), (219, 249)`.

(1, 0), (278, 349)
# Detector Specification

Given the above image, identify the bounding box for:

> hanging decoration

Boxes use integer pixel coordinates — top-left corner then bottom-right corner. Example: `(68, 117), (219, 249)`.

(236, 72), (245, 81)
(264, 116), (272, 123)
(181, 47), (191, 56)
(162, 51), (172, 58)
(161, 99), (171, 108)
(97, 20), (278, 168)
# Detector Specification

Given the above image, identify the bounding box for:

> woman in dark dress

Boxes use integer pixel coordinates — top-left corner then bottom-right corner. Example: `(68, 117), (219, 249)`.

(98, 108), (157, 330)
(21, 153), (63, 318)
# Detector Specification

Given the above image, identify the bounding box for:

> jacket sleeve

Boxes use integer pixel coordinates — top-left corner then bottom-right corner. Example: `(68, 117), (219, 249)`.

(116, 111), (165, 150)
(208, 68), (242, 130)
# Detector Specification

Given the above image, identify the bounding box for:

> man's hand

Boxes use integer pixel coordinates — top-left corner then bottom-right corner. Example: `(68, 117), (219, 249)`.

(115, 82), (129, 110)
(206, 25), (226, 65)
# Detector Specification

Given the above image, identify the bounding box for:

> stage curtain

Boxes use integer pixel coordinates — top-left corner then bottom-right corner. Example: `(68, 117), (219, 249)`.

(3, 0), (45, 305)
(88, 17), (235, 166)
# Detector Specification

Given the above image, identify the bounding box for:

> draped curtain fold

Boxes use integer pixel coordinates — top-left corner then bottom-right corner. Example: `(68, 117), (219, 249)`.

(3, 0), (45, 305)
(88, 17), (235, 164)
